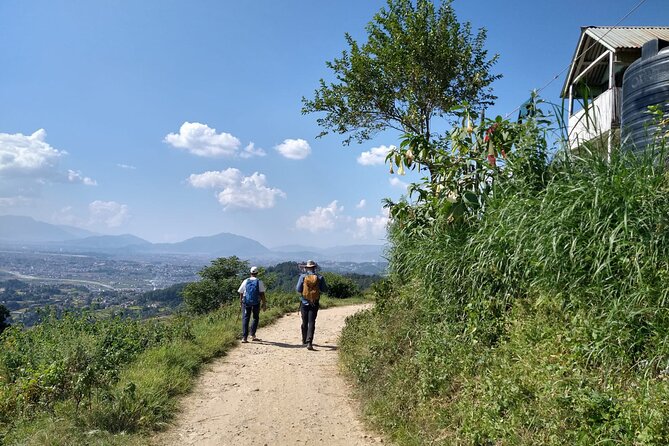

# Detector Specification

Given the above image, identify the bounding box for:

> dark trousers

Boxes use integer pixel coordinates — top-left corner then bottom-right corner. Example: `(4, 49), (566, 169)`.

(242, 303), (260, 339)
(300, 301), (319, 344)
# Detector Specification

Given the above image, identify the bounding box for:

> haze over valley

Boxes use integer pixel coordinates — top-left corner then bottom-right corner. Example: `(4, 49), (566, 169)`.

(0, 215), (386, 325)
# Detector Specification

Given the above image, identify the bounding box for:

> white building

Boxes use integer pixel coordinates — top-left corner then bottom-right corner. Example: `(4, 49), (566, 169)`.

(561, 26), (669, 154)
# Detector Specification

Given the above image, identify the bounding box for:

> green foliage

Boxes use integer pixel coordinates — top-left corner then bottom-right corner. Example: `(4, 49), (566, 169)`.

(341, 102), (669, 444)
(344, 273), (383, 291)
(265, 261), (301, 292)
(0, 308), (192, 443)
(302, 0), (500, 147)
(0, 291), (304, 444)
(385, 93), (551, 237)
(181, 256), (249, 314)
(266, 261), (382, 293)
(180, 279), (221, 315)
(322, 272), (359, 299)
(137, 282), (186, 308)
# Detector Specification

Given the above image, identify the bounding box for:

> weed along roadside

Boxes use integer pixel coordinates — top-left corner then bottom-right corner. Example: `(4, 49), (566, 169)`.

(342, 142), (669, 444)
(0, 292), (371, 445)
(339, 109), (669, 443)
(336, 87), (669, 446)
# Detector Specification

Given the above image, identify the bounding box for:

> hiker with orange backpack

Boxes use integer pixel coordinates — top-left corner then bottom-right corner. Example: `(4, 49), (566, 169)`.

(296, 259), (327, 350)
(238, 266), (267, 343)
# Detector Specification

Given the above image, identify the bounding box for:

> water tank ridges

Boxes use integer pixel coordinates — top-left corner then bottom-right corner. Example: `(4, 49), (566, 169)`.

(621, 39), (669, 152)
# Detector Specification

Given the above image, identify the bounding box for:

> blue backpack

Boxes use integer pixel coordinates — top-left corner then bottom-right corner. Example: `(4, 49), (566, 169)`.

(244, 278), (261, 305)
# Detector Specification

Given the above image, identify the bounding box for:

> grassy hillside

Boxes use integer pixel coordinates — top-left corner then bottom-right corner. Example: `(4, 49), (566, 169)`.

(0, 291), (364, 445)
(340, 109), (669, 444)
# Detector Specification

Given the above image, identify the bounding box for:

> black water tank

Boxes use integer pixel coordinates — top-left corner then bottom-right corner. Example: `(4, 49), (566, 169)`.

(621, 38), (669, 152)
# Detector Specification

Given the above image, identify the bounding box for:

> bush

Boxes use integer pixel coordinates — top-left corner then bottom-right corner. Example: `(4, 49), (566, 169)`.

(323, 272), (359, 299)
(0, 291), (300, 444)
(0, 308), (193, 440)
(340, 105), (669, 444)
(181, 256), (249, 314)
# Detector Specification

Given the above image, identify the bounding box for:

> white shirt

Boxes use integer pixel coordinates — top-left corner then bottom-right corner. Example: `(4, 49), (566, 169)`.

(238, 277), (266, 295)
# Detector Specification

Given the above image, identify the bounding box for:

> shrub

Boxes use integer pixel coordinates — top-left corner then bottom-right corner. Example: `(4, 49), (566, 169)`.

(323, 272), (359, 299)
(0, 291), (300, 443)
(341, 102), (669, 444)
(181, 256), (249, 314)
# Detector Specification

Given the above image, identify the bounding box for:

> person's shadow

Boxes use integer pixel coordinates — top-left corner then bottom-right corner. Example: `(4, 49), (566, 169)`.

(254, 340), (305, 349)
(311, 344), (338, 351)
(255, 340), (339, 351)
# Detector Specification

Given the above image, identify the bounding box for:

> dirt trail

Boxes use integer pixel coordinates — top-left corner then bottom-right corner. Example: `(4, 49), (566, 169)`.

(154, 304), (384, 446)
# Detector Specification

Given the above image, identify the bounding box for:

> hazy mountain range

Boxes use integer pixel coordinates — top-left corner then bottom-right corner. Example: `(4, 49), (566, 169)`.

(0, 215), (387, 263)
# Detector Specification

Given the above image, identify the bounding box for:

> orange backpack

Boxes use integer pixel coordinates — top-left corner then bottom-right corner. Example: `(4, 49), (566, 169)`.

(302, 274), (320, 303)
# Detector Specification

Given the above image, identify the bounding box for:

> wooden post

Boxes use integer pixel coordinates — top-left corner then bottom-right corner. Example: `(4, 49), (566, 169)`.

(608, 51), (615, 162)
(568, 84), (574, 152)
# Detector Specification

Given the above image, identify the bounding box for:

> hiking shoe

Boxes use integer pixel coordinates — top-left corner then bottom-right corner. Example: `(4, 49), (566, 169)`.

(242, 338), (248, 343)
(302, 339), (307, 345)
(307, 343), (314, 351)
(251, 336), (261, 341)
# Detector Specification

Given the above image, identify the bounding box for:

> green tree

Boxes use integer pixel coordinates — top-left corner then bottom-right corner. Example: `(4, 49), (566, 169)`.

(266, 261), (301, 292)
(302, 0), (500, 181)
(0, 304), (10, 334)
(181, 256), (249, 314)
(323, 273), (359, 299)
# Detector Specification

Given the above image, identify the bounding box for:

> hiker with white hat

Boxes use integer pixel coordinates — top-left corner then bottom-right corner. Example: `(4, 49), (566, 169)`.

(295, 260), (327, 350)
(238, 266), (267, 343)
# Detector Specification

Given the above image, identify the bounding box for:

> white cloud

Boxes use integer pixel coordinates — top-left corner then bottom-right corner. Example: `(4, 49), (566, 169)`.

(52, 206), (82, 227)
(274, 138), (311, 160)
(164, 122), (241, 157)
(117, 163), (136, 170)
(187, 169), (285, 210)
(357, 145), (394, 166)
(0, 129), (95, 199)
(295, 200), (344, 233)
(389, 177), (409, 189)
(356, 199), (367, 209)
(0, 129), (64, 175)
(187, 170), (236, 189)
(353, 208), (389, 239)
(240, 142), (266, 159)
(88, 200), (129, 228)
(67, 169), (97, 186)
(53, 203), (128, 229)
(0, 196), (30, 207)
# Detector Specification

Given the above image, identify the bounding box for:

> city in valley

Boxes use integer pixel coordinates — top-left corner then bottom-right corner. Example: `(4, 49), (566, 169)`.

(0, 248), (386, 326)
(0, 249), (204, 325)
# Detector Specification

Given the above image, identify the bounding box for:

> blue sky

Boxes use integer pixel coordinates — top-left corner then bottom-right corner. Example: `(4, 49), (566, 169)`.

(1, 0), (667, 247)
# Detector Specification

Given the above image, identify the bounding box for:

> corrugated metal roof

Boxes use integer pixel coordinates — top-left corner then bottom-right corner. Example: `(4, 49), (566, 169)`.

(585, 26), (669, 50)
(561, 26), (669, 98)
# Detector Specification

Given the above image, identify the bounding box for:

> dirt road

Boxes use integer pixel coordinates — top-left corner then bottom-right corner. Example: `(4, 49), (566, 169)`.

(154, 304), (384, 446)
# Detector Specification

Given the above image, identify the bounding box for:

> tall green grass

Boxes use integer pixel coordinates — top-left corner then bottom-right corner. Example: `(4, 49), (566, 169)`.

(341, 143), (669, 444)
(1, 292), (356, 445)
